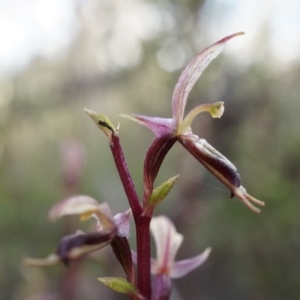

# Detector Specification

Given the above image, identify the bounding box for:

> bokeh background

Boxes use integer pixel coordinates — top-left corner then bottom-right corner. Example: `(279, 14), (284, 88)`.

(1, 0), (300, 299)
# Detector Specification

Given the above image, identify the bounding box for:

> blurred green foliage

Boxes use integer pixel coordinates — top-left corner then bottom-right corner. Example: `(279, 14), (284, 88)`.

(1, 0), (300, 299)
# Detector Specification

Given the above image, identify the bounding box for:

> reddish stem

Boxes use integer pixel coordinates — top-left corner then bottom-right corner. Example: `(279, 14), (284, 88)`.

(136, 214), (152, 299)
(110, 133), (142, 220)
(109, 132), (152, 299)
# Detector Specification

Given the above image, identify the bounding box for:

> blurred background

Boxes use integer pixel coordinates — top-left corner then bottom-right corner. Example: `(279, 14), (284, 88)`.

(1, 0), (300, 299)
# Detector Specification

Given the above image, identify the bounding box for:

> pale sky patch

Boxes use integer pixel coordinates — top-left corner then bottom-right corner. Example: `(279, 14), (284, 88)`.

(0, 0), (299, 76)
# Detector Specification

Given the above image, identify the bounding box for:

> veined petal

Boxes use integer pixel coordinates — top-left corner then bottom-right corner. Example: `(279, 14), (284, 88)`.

(49, 195), (101, 221)
(178, 135), (265, 213)
(171, 247), (211, 278)
(178, 102), (225, 135)
(172, 32), (244, 124)
(48, 195), (114, 230)
(150, 216), (183, 275)
(120, 113), (176, 137)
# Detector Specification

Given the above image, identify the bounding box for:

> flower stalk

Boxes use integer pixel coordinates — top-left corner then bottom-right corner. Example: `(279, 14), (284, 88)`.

(109, 131), (143, 220)
(25, 32), (265, 300)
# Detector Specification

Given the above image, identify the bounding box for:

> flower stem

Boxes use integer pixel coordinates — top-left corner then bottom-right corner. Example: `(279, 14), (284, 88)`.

(110, 132), (152, 299)
(136, 214), (152, 299)
(110, 132), (142, 220)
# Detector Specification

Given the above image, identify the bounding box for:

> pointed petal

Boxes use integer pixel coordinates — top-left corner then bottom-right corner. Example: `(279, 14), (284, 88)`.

(172, 32), (244, 123)
(150, 216), (183, 275)
(178, 135), (265, 213)
(171, 247), (211, 278)
(120, 113), (176, 137)
(113, 209), (132, 237)
(178, 102), (224, 135)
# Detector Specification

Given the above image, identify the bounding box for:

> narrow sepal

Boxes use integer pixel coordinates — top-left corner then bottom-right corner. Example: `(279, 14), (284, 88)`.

(98, 277), (145, 299)
(143, 136), (177, 202)
(84, 108), (116, 141)
(144, 175), (179, 216)
(171, 247), (211, 278)
(172, 32), (244, 123)
(150, 216), (183, 275)
(120, 113), (176, 137)
(111, 237), (135, 284)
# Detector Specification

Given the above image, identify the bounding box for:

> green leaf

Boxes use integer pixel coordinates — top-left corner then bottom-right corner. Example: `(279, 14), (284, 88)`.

(145, 175), (179, 215)
(84, 108), (116, 140)
(98, 277), (144, 299)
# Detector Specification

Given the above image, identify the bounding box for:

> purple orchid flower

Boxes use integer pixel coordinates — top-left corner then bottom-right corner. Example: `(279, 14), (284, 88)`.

(24, 195), (132, 266)
(133, 216), (211, 299)
(121, 32), (265, 213)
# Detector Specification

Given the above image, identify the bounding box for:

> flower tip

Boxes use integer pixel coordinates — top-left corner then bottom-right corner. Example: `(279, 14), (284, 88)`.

(83, 107), (90, 112)
(200, 247), (212, 262)
(233, 31), (245, 37)
(84, 109), (115, 138)
(233, 186), (265, 213)
(211, 101), (224, 118)
(218, 32), (245, 45)
(23, 254), (60, 267)
(83, 107), (96, 116)
(228, 31), (245, 39)
(205, 247), (212, 255)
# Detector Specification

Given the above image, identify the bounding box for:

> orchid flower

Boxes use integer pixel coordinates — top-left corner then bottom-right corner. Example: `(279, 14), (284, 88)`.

(121, 32), (265, 213)
(133, 216), (211, 299)
(24, 195), (132, 268)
